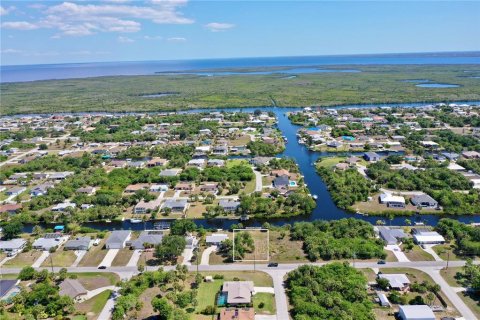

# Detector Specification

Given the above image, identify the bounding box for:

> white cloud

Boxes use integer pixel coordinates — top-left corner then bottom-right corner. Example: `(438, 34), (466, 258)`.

(0, 48), (24, 54)
(144, 35), (163, 40)
(1, 21), (39, 30)
(0, 5), (15, 16)
(205, 22), (235, 32)
(167, 37), (186, 42)
(118, 35), (134, 43)
(1, 1), (193, 37)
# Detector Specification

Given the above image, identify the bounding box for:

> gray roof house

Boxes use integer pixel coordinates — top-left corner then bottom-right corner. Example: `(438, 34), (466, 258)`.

(218, 199), (240, 212)
(159, 168), (182, 177)
(363, 152), (381, 162)
(377, 227), (407, 245)
(64, 237), (92, 251)
(162, 199), (188, 212)
(411, 194), (438, 208)
(398, 305), (435, 320)
(273, 175), (289, 188)
(32, 233), (66, 251)
(222, 281), (254, 305)
(0, 279), (17, 299)
(0, 238), (26, 253)
(378, 274), (410, 291)
(128, 231), (163, 249)
(105, 230), (131, 249)
(59, 279), (88, 302)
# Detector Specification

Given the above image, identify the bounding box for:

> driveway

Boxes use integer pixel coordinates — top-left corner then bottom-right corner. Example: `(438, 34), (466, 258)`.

(85, 285), (118, 300)
(255, 315), (277, 320)
(182, 248), (194, 266)
(127, 249), (142, 267)
(97, 290), (116, 320)
(384, 245), (410, 262)
(98, 249), (120, 267)
(264, 270), (290, 320)
(200, 245), (217, 265)
(253, 170), (263, 192)
(254, 286), (275, 294)
(421, 244), (443, 261)
(0, 255), (16, 267)
(32, 251), (50, 268)
(71, 250), (87, 267)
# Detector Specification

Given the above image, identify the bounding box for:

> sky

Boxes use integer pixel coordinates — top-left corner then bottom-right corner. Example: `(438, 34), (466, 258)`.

(1, 1), (479, 66)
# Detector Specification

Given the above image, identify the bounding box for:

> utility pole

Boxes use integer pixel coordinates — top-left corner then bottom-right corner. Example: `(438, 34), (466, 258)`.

(253, 252), (256, 272)
(50, 255), (54, 273)
(353, 251), (356, 268)
(446, 251), (450, 269)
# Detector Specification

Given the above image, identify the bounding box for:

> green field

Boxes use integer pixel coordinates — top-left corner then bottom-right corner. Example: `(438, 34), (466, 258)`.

(2, 64), (480, 115)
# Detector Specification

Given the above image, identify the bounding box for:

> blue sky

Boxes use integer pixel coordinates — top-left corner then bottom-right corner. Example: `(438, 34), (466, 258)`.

(1, 1), (479, 65)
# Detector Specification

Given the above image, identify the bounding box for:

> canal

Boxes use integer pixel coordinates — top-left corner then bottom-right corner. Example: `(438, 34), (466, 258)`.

(23, 101), (480, 231)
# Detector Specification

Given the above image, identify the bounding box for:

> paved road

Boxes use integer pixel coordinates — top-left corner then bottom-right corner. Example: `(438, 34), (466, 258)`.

(423, 267), (477, 320)
(264, 269), (289, 320)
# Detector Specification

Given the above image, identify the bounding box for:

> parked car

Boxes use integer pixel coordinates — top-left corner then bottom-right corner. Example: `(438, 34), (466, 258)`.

(268, 262), (279, 267)
(377, 260), (386, 265)
(98, 265), (107, 269)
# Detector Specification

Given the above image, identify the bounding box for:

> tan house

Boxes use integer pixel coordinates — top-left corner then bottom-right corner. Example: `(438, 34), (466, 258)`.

(59, 279), (88, 302)
(222, 281), (254, 305)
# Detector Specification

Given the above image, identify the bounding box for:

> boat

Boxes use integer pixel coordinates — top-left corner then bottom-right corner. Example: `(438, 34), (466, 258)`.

(154, 222), (170, 230)
(312, 194), (318, 200)
(105, 219), (111, 223)
(130, 218), (142, 223)
(240, 215), (250, 221)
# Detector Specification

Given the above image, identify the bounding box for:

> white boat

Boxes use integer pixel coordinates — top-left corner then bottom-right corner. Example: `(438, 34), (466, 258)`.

(105, 219), (111, 223)
(130, 218), (142, 223)
(312, 194), (318, 200)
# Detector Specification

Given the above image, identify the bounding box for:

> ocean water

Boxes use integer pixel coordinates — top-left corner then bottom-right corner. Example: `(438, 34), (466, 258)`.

(1, 52), (480, 83)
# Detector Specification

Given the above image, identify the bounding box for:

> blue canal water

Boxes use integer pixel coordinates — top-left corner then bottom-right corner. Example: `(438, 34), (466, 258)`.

(22, 101), (480, 232)
(2, 52), (480, 83)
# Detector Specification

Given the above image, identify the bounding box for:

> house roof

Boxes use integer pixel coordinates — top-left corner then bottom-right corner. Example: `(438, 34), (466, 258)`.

(411, 194), (438, 205)
(379, 274), (410, 289)
(380, 193), (405, 204)
(129, 231), (163, 249)
(273, 175), (289, 186)
(206, 233), (228, 243)
(59, 279), (87, 299)
(219, 199), (240, 208)
(399, 305), (435, 319)
(0, 280), (17, 298)
(222, 281), (254, 304)
(106, 230), (131, 246)
(65, 237), (91, 248)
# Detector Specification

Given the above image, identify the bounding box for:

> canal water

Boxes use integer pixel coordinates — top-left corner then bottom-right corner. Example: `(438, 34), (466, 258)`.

(22, 101), (480, 231)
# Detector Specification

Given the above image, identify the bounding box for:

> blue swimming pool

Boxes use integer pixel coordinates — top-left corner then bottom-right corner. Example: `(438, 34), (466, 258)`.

(289, 181), (297, 187)
(217, 293), (227, 306)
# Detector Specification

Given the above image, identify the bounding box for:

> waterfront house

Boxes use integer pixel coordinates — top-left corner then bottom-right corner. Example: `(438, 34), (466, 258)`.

(134, 199), (161, 214)
(128, 230), (163, 249)
(273, 175), (289, 188)
(33, 233), (67, 251)
(412, 229), (445, 244)
(222, 281), (254, 305)
(411, 194), (438, 208)
(379, 193), (406, 208)
(377, 226), (407, 245)
(218, 199), (240, 212)
(0, 238), (26, 255)
(363, 152), (381, 162)
(105, 230), (131, 249)
(52, 202), (76, 212)
(64, 237), (92, 251)
(162, 199), (188, 213)
(206, 233), (229, 245)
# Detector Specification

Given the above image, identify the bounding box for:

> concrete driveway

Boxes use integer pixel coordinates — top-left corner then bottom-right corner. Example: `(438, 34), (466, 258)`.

(200, 245), (217, 265)
(85, 285), (118, 300)
(253, 170), (263, 192)
(255, 315), (277, 320)
(254, 286), (275, 294)
(98, 249), (119, 267)
(127, 249), (142, 267)
(182, 247), (194, 266)
(384, 245), (410, 262)
(32, 251), (50, 268)
(71, 250), (87, 267)
(421, 244), (443, 261)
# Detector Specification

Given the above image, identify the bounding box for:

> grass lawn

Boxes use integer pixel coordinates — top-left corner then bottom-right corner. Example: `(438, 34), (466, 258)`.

(135, 287), (162, 319)
(234, 229), (269, 261)
(226, 159), (249, 168)
(361, 268), (378, 282)
(73, 272), (120, 290)
(186, 202), (207, 218)
(433, 242), (477, 261)
(269, 230), (307, 263)
(253, 293), (276, 315)
(402, 245), (435, 261)
(200, 271), (273, 287)
(41, 249), (77, 267)
(78, 237), (109, 267)
(2, 251), (42, 267)
(440, 267), (464, 287)
(243, 179), (256, 194)
(228, 135), (251, 147)
(111, 248), (134, 267)
(385, 250), (398, 262)
(316, 157), (346, 168)
(76, 289), (112, 320)
(195, 279), (223, 313)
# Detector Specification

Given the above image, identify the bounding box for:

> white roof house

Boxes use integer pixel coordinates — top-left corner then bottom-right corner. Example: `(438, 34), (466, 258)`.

(380, 193), (405, 208)
(206, 233), (229, 245)
(447, 163), (466, 171)
(378, 274), (410, 290)
(398, 305), (435, 320)
(413, 231), (445, 244)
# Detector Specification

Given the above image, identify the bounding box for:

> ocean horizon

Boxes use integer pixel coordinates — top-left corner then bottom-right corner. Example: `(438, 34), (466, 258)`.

(1, 51), (480, 83)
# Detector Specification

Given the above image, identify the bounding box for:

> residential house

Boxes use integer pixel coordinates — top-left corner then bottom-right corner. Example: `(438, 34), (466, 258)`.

(147, 157), (168, 167)
(0, 203), (22, 214)
(159, 168), (182, 177)
(188, 159), (206, 168)
(105, 230), (131, 249)
(162, 199), (189, 213)
(185, 235), (198, 249)
(59, 279), (88, 302)
(64, 237), (92, 251)
(128, 230), (163, 249)
(52, 202), (76, 212)
(411, 194), (438, 208)
(149, 184), (169, 192)
(218, 199), (240, 212)
(363, 152), (381, 162)
(273, 175), (289, 188)
(0, 279), (18, 299)
(206, 233), (228, 245)
(207, 159), (225, 167)
(377, 293), (391, 307)
(412, 229), (445, 244)
(200, 183), (219, 194)
(175, 182), (194, 192)
(442, 152), (460, 161)
(463, 151), (480, 159)
(30, 182), (54, 197)
(5, 186), (26, 196)
(379, 193), (406, 208)
(134, 199), (161, 214)
(398, 305), (435, 320)
(377, 226), (407, 245)
(271, 169), (290, 177)
(222, 281), (254, 305)
(76, 186), (96, 196)
(0, 238), (26, 255)
(48, 172), (74, 180)
(32, 233), (67, 251)
(378, 274), (410, 291)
